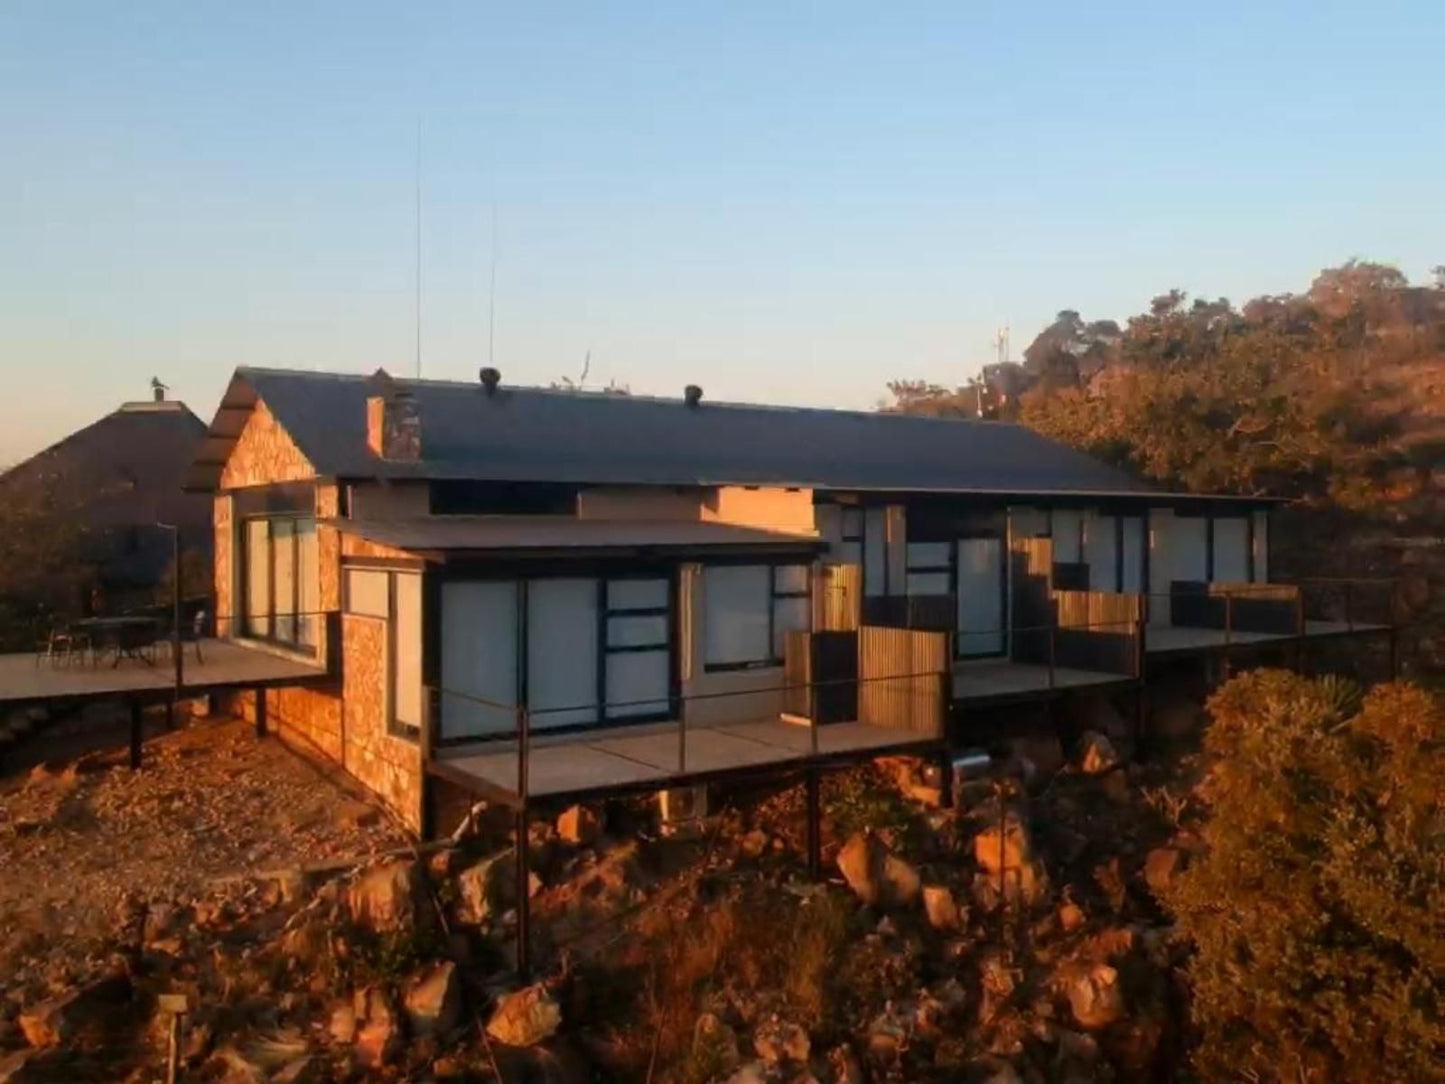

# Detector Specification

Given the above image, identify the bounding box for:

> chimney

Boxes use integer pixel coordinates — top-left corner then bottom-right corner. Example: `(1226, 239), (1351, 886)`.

(683, 384), (703, 408)
(479, 367), (501, 396)
(366, 374), (422, 461)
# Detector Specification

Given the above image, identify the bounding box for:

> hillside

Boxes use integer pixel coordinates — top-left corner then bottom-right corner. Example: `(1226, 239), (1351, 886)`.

(888, 261), (1445, 676)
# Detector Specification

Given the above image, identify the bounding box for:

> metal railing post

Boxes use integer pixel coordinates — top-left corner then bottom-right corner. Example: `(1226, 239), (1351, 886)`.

(1345, 581), (1354, 631)
(677, 706), (687, 774)
(1223, 592), (1234, 680)
(516, 706), (530, 804)
(1048, 625), (1056, 689)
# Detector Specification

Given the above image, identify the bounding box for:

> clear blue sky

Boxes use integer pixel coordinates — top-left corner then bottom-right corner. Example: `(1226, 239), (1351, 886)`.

(2, 1), (1441, 463)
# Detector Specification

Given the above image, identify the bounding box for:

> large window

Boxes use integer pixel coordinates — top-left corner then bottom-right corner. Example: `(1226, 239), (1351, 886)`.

(242, 515), (318, 651)
(438, 574), (675, 741)
(703, 563), (810, 671)
(344, 568), (424, 741)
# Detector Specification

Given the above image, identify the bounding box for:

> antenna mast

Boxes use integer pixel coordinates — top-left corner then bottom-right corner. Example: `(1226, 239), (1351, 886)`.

(414, 123), (423, 378)
(487, 198), (498, 371)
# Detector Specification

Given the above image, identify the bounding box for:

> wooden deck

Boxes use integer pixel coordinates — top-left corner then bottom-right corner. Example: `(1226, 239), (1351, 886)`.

(1145, 619), (1388, 656)
(952, 659), (1133, 703)
(433, 716), (938, 804)
(0, 639), (328, 705)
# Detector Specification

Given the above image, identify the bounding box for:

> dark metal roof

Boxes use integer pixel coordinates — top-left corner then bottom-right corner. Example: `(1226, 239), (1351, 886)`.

(3, 401), (212, 585)
(336, 516), (824, 560)
(190, 366), (1167, 498)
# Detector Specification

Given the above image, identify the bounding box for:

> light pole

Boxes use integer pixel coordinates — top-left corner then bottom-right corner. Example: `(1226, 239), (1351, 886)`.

(156, 522), (182, 726)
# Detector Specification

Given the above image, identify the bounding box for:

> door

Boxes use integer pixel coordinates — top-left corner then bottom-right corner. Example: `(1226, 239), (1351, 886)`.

(956, 537), (1006, 657)
(602, 577), (671, 720)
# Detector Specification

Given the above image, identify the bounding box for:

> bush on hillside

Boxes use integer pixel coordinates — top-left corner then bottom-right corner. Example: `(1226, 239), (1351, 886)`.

(1161, 670), (1443, 1081)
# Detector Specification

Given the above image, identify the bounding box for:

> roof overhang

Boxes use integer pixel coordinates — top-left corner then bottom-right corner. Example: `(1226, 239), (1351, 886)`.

(183, 372), (261, 493)
(332, 516), (826, 564)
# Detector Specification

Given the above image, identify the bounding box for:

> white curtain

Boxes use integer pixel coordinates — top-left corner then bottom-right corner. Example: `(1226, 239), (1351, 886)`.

(527, 578), (601, 729)
(440, 581), (519, 739)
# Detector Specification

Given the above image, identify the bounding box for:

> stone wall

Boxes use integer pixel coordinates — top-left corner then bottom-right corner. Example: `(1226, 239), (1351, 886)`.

(214, 495), (234, 637)
(219, 400), (315, 489)
(340, 613), (423, 827)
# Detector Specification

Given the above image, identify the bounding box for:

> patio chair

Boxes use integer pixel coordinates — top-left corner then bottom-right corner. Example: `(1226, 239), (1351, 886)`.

(35, 626), (89, 668)
(159, 608), (207, 665)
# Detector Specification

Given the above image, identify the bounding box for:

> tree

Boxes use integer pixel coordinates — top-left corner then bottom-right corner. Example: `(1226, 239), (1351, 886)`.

(1161, 671), (1443, 1081)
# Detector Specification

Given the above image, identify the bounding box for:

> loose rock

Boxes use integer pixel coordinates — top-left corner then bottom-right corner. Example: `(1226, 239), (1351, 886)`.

(404, 961), (461, 1038)
(487, 984), (561, 1047)
(346, 860), (423, 933)
(556, 805), (600, 846)
(1077, 732), (1118, 775)
(836, 831), (921, 908)
(923, 884), (963, 931)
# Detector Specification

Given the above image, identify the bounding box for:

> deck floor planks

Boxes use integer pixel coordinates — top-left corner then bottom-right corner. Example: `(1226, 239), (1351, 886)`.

(439, 716), (936, 799)
(953, 660), (1128, 700)
(0, 639), (327, 704)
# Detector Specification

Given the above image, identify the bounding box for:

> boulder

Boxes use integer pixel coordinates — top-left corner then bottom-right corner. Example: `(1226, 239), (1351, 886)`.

(456, 850), (539, 925)
(836, 832), (921, 908)
(1058, 900), (1086, 933)
(556, 805), (601, 846)
(352, 987), (401, 1069)
(327, 1003), (357, 1045)
(753, 1018), (810, 1065)
(18, 973), (130, 1048)
(973, 808), (1031, 875)
(922, 884), (963, 931)
(1077, 731), (1118, 775)
(828, 1044), (867, 1084)
(346, 860), (423, 933)
(404, 962), (462, 1038)
(486, 985), (561, 1047)
(1143, 847), (1185, 897)
(1063, 964), (1124, 1030)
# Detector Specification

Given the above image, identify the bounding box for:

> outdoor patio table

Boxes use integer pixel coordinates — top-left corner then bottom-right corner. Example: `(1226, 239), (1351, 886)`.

(72, 616), (161, 668)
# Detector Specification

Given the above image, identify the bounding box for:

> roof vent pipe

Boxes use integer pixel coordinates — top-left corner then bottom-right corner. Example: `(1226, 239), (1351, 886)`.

(683, 384), (703, 408)
(479, 367), (501, 396)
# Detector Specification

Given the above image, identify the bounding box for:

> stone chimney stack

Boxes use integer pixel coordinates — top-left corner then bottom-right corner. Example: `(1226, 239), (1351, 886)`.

(366, 373), (422, 461)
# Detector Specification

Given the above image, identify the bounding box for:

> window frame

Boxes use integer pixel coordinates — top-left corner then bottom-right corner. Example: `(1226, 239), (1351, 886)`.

(239, 512), (319, 655)
(702, 560), (813, 673)
(343, 566), (424, 742)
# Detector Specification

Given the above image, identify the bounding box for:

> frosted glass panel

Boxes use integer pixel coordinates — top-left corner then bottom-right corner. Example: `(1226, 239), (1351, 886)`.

(1251, 511), (1269, 583)
(440, 581), (518, 738)
(273, 519), (296, 643)
(608, 614), (668, 647)
(907, 572), (950, 597)
(864, 509), (887, 596)
(1213, 517), (1250, 583)
(244, 520), (271, 638)
(606, 652), (669, 718)
(906, 542), (950, 568)
(771, 595), (810, 658)
(1084, 514), (1118, 592)
(957, 538), (1005, 656)
(608, 578), (668, 610)
(393, 573), (423, 728)
(297, 519), (319, 647)
(1052, 510), (1083, 563)
(774, 565), (809, 594)
(1169, 518), (1209, 581)
(704, 565), (770, 666)
(527, 578), (600, 729)
(1121, 518), (1145, 594)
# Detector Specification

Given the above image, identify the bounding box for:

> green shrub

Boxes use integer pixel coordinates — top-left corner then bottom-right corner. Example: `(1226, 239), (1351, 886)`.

(1161, 671), (1443, 1081)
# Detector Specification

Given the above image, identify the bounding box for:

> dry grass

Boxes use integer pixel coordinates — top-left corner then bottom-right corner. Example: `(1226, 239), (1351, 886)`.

(575, 883), (855, 1083)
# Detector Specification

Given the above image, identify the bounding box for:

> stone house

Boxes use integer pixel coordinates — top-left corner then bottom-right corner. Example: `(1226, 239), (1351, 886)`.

(184, 366), (1387, 834)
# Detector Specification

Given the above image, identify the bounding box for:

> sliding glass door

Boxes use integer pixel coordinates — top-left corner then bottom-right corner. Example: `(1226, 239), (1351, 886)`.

(956, 537), (1006, 657)
(439, 573), (675, 741)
